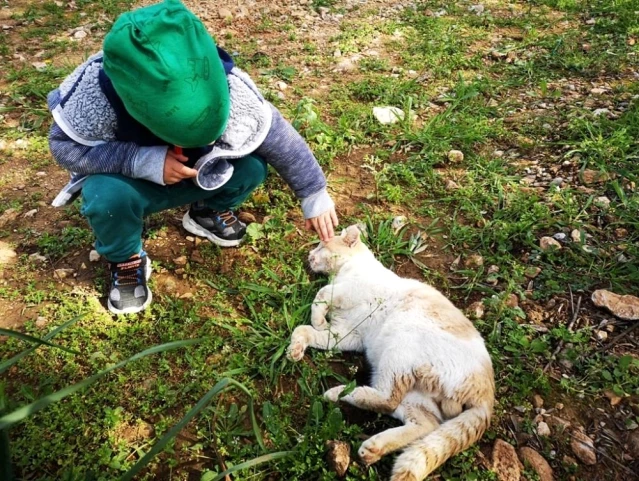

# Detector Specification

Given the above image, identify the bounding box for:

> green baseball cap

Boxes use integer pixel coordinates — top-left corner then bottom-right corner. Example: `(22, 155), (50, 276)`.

(103, 0), (229, 147)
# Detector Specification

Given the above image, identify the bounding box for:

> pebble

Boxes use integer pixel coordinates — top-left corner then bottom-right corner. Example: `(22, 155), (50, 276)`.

(525, 266), (542, 279)
(326, 440), (350, 477)
(29, 253), (47, 264)
(35, 316), (48, 328)
(218, 7), (232, 19)
(23, 209), (38, 218)
(532, 394), (544, 409)
(492, 439), (521, 481)
(467, 301), (485, 319)
(54, 268), (75, 279)
(447, 149), (464, 162)
(89, 250), (100, 262)
(537, 421), (551, 437)
(173, 256), (188, 266)
(73, 29), (87, 39)
(372, 106), (405, 124)
(592, 289), (639, 320)
(594, 196), (610, 209)
(465, 254), (484, 268)
(185, 236), (195, 242)
(445, 179), (460, 190)
(518, 447), (554, 481)
(540, 237), (562, 251)
(570, 430), (597, 465)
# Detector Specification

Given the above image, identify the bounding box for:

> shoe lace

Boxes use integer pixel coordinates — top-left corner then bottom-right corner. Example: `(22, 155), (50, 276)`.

(217, 210), (237, 226)
(112, 256), (143, 287)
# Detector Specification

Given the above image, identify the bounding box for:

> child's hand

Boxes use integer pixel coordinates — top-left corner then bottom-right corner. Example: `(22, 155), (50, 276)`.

(305, 207), (339, 242)
(163, 150), (198, 184)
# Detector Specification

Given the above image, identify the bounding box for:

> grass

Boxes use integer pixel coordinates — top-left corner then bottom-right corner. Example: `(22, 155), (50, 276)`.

(0, 0), (638, 480)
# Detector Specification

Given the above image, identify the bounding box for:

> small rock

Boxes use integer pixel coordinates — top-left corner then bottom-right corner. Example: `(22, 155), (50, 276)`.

(590, 87), (605, 95)
(0, 241), (17, 265)
(190, 250), (205, 264)
(536, 421), (551, 437)
(173, 256), (188, 267)
(570, 430), (597, 465)
(492, 439), (521, 481)
(469, 4), (485, 15)
(525, 266), (541, 279)
(596, 330), (608, 341)
(334, 58), (357, 72)
(547, 415), (571, 432)
(391, 215), (407, 233)
(467, 301), (485, 319)
(185, 236), (195, 242)
(603, 390), (622, 407)
(54, 268), (75, 279)
(549, 177), (564, 187)
(276, 81), (287, 91)
(465, 254), (484, 268)
(80, 262), (87, 270)
(614, 228), (628, 239)
(326, 440), (350, 477)
(32, 61), (47, 71)
(35, 316), (48, 328)
(445, 179), (460, 190)
(592, 108), (610, 117)
(518, 447), (554, 481)
(594, 196), (610, 209)
(562, 455), (578, 466)
(333, 49), (342, 57)
(592, 289), (639, 320)
(89, 250), (100, 262)
(540, 237), (562, 251)
(23, 209), (38, 218)
(447, 149), (464, 163)
(552, 233), (567, 241)
(73, 29), (87, 39)
(179, 292), (194, 299)
(29, 253), (47, 264)
(218, 7), (232, 19)
(505, 294), (519, 309)
(581, 169), (610, 185)
(0, 208), (19, 227)
(571, 229), (583, 242)
(372, 106), (405, 125)
(532, 394), (544, 409)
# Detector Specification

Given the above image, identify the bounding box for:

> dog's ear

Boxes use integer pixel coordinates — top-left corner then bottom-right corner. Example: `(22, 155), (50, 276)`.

(344, 225), (361, 248)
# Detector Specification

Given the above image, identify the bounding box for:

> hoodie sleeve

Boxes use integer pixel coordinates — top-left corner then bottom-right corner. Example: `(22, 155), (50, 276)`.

(254, 103), (334, 219)
(48, 122), (168, 185)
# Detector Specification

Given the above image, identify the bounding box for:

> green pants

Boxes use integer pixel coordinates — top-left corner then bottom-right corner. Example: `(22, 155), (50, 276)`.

(81, 155), (268, 262)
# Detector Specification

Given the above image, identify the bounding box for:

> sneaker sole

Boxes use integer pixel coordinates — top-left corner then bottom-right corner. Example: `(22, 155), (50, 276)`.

(107, 256), (153, 315)
(182, 212), (243, 247)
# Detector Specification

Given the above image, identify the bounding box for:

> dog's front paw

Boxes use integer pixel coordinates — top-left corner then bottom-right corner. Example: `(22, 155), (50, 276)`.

(323, 385), (346, 402)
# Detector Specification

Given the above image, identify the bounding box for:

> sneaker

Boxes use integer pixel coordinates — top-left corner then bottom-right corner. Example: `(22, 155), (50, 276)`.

(107, 252), (152, 315)
(182, 206), (246, 247)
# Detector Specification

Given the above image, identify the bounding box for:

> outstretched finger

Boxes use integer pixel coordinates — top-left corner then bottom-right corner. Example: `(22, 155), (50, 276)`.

(323, 215), (335, 240)
(330, 209), (339, 227)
